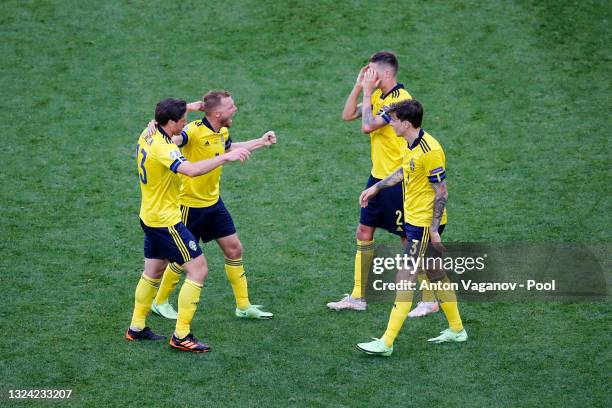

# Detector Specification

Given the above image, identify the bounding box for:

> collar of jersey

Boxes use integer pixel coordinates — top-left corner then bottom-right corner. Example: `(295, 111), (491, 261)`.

(380, 82), (404, 99)
(408, 128), (425, 150)
(201, 116), (219, 133)
(156, 125), (172, 142)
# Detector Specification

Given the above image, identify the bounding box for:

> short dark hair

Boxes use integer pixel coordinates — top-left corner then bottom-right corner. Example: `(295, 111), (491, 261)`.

(203, 90), (231, 111)
(369, 51), (399, 75)
(388, 100), (423, 128)
(155, 98), (187, 125)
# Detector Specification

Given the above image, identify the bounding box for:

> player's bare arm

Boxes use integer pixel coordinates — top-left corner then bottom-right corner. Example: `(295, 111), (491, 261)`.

(177, 148), (251, 177)
(430, 180), (448, 244)
(359, 167), (403, 208)
(376, 167), (404, 190)
(229, 130), (277, 152)
(360, 68), (387, 133)
(342, 65), (368, 121)
(186, 100), (205, 113)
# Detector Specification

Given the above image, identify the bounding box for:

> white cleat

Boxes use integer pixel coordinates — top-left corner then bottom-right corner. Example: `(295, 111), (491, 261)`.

(427, 328), (468, 343)
(326, 294), (367, 311)
(408, 301), (439, 318)
(151, 301), (178, 320)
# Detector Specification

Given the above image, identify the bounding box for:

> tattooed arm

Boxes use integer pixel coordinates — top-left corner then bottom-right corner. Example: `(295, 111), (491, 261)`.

(429, 180), (448, 243)
(376, 167), (404, 191)
(359, 167), (404, 208)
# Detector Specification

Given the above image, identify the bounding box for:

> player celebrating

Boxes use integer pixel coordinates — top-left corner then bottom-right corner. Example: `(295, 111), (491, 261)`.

(125, 98), (251, 353)
(150, 90), (275, 320)
(328, 51), (436, 312)
(356, 99), (467, 357)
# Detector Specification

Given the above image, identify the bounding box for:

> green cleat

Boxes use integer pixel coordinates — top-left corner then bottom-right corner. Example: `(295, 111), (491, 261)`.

(151, 301), (178, 320)
(427, 328), (468, 343)
(235, 304), (273, 319)
(356, 338), (393, 357)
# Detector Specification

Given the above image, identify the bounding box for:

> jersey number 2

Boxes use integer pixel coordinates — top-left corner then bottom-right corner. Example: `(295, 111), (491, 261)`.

(137, 144), (147, 184)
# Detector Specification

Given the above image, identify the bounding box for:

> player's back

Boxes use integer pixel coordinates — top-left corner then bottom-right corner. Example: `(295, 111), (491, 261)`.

(136, 127), (185, 227)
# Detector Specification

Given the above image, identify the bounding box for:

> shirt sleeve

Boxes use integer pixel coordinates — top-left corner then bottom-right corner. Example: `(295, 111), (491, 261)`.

(377, 92), (411, 123)
(422, 150), (446, 183)
(156, 142), (187, 173)
(178, 127), (189, 148)
(225, 136), (232, 151)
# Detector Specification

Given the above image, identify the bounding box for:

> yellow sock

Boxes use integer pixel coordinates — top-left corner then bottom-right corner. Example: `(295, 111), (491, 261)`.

(175, 279), (203, 339)
(434, 275), (463, 332)
(154, 263), (183, 305)
(351, 239), (374, 299)
(440, 302), (463, 332)
(381, 301), (412, 347)
(224, 257), (250, 309)
(418, 272), (436, 302)
(130, 273), (161, 330)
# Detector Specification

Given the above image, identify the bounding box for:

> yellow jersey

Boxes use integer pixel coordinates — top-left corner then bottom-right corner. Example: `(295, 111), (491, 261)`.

(369, 83), (412, 179)
(178, 117), (232, 208)
(137, 126), (186, 227)
(402, 129), (448, 227)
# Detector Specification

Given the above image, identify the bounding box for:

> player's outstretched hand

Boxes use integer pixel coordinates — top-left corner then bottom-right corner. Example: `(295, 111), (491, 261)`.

(226, 147), (251, 163)
(146, 120), (157, 136)
(359, 186), (379, 208)
(261, 130), (277, 146)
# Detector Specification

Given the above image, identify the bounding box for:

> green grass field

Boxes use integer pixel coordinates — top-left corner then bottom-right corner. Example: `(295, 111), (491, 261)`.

(1, 0), (611, 406)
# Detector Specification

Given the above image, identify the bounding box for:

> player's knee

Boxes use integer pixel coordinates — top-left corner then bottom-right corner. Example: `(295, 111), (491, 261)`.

(184, 256), (208, 284)
(356, 225), (374, 241)
(224, 240), (243, 259)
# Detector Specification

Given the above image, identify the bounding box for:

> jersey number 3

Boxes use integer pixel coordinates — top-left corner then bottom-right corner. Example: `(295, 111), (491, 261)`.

(137, 144), (148, 184)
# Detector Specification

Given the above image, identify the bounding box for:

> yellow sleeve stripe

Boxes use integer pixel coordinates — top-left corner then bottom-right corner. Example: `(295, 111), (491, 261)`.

(168, 226), (191, 263)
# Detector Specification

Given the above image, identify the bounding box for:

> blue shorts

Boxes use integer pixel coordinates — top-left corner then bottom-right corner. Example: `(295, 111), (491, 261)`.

(403, 223), (446, 259)
(140, 220), (202, 265)
(181, 198), (237, 243)
(360, 175), (404, 236)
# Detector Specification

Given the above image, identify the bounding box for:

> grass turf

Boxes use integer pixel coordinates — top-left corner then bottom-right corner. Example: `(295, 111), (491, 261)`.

(1, 0), (610, 406)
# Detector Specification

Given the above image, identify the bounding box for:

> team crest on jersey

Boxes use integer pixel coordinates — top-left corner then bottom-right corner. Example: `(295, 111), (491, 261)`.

(410, 158), (415, 171)
(189, 241), (197, 251)
(169, 150), (182, 160)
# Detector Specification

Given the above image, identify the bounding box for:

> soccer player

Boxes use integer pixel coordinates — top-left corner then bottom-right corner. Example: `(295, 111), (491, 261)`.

(150, 90), (275, 320)
(328, 51), (441, 313)
(355, 99), (467, 357)
(125, 98), (251, 353)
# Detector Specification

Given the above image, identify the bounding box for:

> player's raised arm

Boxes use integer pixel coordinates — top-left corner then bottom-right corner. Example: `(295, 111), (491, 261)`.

(176, 148), (251, 177)
(360, 68), (388, 134)
(186, 100), (205, 113)
(342, 65), (368, 121)
(228, 130), (277, 152)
